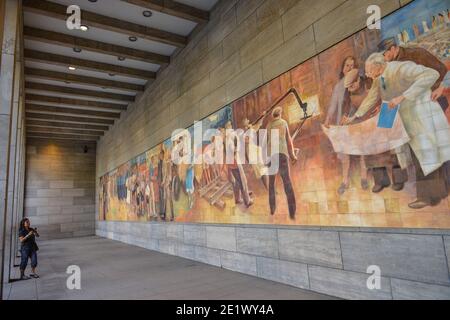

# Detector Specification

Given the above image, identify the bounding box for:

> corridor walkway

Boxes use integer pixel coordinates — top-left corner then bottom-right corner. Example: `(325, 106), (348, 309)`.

(3, 236), (337, 300)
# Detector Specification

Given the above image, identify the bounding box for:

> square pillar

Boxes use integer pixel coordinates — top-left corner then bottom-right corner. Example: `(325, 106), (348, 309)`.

(0, 0), (20, 299)
(5, 44), (22, 282)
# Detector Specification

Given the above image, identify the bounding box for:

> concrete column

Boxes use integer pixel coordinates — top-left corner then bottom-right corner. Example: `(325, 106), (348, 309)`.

(12, 16), (25, 266)
(12, 115), (26, 265)
(0, 1), (4, 56)
(11, 88), (25, 268)
(0, 0), (20, 299)
(5, 36), (22, 281)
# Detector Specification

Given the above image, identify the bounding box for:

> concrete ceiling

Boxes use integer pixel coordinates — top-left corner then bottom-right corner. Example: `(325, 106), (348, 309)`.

(23, 0), (219, 142)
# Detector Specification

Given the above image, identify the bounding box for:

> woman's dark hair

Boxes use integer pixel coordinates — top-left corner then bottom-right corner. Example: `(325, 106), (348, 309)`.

(19, 218), (30, 232)
(339, 56), (359, 79)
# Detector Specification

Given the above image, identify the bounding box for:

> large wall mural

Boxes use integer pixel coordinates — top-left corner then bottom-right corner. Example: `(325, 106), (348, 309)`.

(99, 0), (450, 228)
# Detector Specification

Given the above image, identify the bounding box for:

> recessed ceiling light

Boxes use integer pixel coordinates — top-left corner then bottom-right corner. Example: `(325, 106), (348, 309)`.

(73, 47), (82, 53)
(68, 66), (76, 71)
(80, 25), (89, 32)
(118, 56), (126, 61)
(129, 36), (137, 42)
(143, 10), (152, 18)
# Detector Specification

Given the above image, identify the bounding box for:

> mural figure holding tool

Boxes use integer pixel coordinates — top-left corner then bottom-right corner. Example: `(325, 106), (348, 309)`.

(267, 106), (298, 219)
(262, 88), (309, 219)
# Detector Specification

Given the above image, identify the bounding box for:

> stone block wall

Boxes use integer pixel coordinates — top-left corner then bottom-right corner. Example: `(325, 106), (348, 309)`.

(95, 0), (450, 299)
(25, 139), (96, 240)
(96, 0), (414, 175)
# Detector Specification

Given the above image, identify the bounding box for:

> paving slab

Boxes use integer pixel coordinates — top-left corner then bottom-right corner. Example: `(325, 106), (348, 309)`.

(7, 236), (337, 300)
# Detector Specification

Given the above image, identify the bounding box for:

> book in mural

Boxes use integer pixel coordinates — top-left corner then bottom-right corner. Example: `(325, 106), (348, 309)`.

(99, 0), (450, 228)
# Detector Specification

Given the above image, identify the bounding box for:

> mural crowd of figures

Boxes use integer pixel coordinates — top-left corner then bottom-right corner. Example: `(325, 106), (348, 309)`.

(100, 0), (450, 228)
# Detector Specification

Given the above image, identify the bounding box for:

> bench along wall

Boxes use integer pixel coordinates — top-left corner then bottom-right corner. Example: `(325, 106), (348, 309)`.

(96, 0), (450, 299)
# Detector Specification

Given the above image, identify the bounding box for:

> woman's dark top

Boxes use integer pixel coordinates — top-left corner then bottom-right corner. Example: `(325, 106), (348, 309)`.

(19, 228), (38, 251)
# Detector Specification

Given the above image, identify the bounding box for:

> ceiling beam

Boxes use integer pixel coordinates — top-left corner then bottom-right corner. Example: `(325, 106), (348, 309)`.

(25, 67), (145, 92)
(24, 26), (170, 65)
(23, 0), (187, 48)
(26, 119), (109, 131)
(25, 82), (135, 102)
(26, 112), (115, 125)
(121, 0), (209, 24)
(26, 103), (121, 119)
(27, 137), (98, 144)
(25, 49), (156, 80)
(27, 126), (104, 137)
(26, 132), (99, 141)
(26, 93), (127, 111)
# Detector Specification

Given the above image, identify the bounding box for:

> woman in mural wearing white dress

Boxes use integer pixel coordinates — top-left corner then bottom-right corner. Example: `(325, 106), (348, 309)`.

(345, 52), (450, 209)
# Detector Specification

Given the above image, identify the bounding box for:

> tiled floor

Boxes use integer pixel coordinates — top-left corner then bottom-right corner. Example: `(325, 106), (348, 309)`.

(3, 236), (337, 300)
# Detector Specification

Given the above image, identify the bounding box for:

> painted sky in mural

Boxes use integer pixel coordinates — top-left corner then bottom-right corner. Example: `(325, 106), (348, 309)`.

(100, 0), (450, 228)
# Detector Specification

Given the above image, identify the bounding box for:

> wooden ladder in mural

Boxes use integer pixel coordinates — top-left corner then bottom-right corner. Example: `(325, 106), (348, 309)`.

(199, 177), (221, 197)
(199, 178), (233, 210)
(209, 181), (233, 209)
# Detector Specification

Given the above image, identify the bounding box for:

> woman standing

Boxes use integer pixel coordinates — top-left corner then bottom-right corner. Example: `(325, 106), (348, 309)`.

(18, 218), (40, 280)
